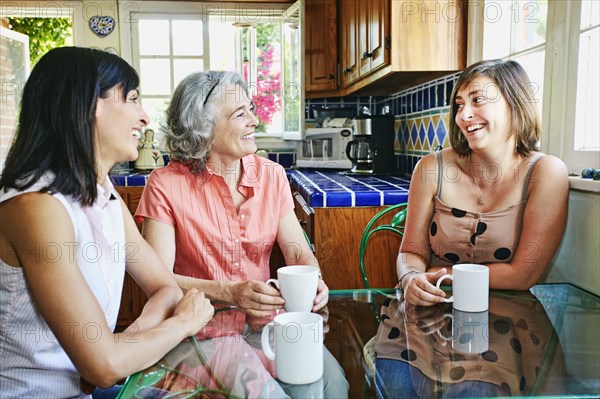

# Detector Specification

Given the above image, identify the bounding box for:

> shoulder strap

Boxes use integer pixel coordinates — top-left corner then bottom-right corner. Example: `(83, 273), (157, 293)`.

(521, 152), (545, 201)
(435, 151), (444, 200)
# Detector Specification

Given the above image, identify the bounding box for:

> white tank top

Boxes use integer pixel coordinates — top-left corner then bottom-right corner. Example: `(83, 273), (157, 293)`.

(0, 174), (125, 398)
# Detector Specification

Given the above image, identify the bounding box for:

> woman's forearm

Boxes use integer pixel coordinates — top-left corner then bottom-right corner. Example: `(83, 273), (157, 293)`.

(172, 273), (239, 303)
(125, 285), (182, 333)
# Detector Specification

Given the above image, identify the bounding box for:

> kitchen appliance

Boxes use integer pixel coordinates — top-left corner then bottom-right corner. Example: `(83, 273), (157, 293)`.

(345, 115), (396, 174)
(296, 124), (353, 169)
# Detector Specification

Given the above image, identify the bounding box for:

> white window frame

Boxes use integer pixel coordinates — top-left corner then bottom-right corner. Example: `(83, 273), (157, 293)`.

(118, 0), (303, 142)
(467, 0), (600, 183)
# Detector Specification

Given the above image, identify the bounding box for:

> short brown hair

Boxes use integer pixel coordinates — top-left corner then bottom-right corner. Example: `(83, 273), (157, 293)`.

(448, 59), (541, 157)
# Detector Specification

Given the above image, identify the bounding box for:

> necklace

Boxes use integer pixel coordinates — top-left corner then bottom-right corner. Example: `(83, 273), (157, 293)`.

(473, 172), (486, 206)
(469, 154), (486, 206)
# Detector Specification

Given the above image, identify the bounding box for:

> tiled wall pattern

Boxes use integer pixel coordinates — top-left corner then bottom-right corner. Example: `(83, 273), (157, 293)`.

(267, 150), (295, 168)
(306, 72), (461, 175)
(385, 72), (460, 175)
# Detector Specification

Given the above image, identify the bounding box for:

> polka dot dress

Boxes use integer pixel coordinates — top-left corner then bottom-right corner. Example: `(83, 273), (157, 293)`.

(429, 196), (525, 265)
(428, 151), (544, 266)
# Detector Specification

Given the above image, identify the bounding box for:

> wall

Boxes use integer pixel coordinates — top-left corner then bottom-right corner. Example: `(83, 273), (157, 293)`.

(73, 1), (121, 52)
(544, 190), (600, 296)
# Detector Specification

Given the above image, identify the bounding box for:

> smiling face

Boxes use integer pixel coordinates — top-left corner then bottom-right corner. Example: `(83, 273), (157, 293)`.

(208, 84), (259, 165)
(454, 76), (513, 152)
(94, 85), (149, 169)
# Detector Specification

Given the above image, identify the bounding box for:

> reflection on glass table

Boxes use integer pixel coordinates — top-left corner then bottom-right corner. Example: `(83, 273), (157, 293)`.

(117, 284), (599, 399)
(374, 284), (600, 398)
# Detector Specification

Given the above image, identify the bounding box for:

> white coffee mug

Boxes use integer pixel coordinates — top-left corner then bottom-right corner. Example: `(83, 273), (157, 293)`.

(438, 309), (489, 354)
(261, 312), (324, 385)
(435, 264), (489, 312)
(267, 265), (319, 312)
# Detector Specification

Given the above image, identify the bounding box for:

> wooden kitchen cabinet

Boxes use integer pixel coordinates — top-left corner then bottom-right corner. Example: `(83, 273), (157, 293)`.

(305, 0), (338, 93)
(338, 0), (360, 87)
(327, 0), (467, 95)
(358, 0), (390, 78)
(293, 191), (402, 289)
(114, 186), (147, 332)
(340, 0), (390, 88)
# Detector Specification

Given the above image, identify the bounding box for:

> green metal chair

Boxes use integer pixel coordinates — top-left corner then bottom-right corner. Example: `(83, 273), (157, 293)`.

(359, 203), (408, 395)
(358, 202), (408, 289)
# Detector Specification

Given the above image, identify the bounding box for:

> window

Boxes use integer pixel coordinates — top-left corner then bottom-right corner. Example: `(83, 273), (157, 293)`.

(131, 15), (209, 138)
(0, 27), (29, 172)
(574, 0), (599, 153)
(0, 2), (78, 173)
(482, 0), (548, 114)
(120, 1), (303, 142)
(473, 0), (600, 175)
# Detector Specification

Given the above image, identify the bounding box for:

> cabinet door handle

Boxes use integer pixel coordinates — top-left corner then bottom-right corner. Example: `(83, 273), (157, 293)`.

(328, 74), (335, 80)
(299, 219), (308, 226)
(362, 51), (373, 59)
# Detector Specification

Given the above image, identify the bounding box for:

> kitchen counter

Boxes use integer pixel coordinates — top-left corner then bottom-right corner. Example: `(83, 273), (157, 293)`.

(111, 169), (412, 209)
(109, 170), (151, 187)
(289, 169), (410, 208)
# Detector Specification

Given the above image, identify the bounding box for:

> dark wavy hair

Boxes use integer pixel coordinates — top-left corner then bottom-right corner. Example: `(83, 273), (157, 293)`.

(0, 46), (139, 206)
(448, 59), (542, 157)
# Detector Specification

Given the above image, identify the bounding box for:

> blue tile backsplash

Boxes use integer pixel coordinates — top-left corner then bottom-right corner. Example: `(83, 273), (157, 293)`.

(306, 72), (461, 176)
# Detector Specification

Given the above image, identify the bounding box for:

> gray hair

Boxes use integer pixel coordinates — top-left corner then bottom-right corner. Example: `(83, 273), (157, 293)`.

(163, 70), (249, 173)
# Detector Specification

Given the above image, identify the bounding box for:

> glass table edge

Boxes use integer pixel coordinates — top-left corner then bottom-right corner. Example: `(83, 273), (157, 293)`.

(329, 283), (600, 301)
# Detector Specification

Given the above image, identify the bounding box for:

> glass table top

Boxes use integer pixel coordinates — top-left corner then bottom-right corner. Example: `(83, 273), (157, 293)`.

(117, 284), (600, 398)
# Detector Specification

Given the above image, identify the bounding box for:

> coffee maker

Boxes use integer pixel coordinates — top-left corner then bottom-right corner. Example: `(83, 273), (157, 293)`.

(345, 115), (396, 174)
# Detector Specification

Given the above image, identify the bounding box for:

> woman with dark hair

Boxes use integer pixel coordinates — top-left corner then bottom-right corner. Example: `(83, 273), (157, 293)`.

(396, 59), (569, 306)
(0, 47), (214, 398)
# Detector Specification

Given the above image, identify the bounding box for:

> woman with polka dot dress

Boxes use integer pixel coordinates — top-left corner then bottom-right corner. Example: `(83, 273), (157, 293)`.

(397, 59), (569, 307)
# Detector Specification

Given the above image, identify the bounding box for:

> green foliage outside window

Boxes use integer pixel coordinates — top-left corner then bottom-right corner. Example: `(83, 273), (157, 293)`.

(7, 18), (72, 67)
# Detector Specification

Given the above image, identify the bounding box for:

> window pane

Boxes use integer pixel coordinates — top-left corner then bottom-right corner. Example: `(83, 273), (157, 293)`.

(514, 0), (547, 53)
(173, 59), (204, 88)
(254, 23), (282, 134)
(172, 20), (203, 55)
(581, 0), (600, 29)
(209, 21), (236, 70)
(140, 59), (171, 95)
(0, 28), (29, 173)
(574, 27), (600, 151)
(511, 49), (545, 116)
(283, 22), (301, 134)
(483, 0), (511, 59)
(483, 0), (547, 58)
(138, 20), (169, 55)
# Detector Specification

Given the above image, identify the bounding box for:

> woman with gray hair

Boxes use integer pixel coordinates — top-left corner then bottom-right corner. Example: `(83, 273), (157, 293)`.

(137, 70), (329, 320)
(135, 71), (348, 397)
